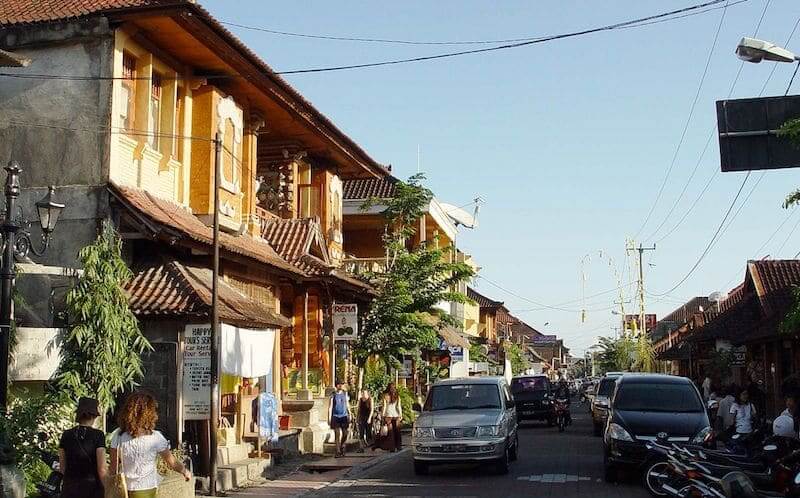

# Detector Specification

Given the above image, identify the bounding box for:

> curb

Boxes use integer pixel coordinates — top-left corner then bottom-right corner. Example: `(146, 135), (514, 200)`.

(344, 448), (410, 479)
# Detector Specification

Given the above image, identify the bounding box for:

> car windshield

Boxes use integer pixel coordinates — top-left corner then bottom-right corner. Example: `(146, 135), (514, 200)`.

(424, 384), (502, 411)
(511, 377), (549, 393)
(614, 382), (704, 413)
(597, 378), (617, 396)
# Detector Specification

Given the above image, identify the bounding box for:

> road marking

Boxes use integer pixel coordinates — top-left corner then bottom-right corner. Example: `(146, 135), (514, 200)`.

(517, 474), (592, 483)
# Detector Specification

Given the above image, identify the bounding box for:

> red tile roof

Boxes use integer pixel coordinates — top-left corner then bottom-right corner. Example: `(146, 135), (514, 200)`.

(260, 217), (331, 275)
(749, 259), (800, 315)
(109, 183), (302, 276)
(467, 287), (504, 309)
(126, 259), (291, 329)
(0, 0), (388, 178)
(343, 177), (398, 200)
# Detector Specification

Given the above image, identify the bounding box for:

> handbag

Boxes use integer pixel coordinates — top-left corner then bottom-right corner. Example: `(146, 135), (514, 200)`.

(379, 424), (388, 437)
(106, 443), (128, 498)
(218, 417), (237, 446)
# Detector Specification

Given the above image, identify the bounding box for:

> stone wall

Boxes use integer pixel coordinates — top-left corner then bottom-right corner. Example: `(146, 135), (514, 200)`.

(140, 340), (180, 445)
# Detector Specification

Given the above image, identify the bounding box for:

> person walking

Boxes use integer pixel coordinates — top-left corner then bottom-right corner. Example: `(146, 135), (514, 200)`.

(58, 397), (107, 498)
(109, 391), (191, 498)
(356, 389), (374, 452)
(773, 391), (798, 440)
(382, 383), (403, 452)
(328, 380), (352, 458)
(716, 384), (737, 433)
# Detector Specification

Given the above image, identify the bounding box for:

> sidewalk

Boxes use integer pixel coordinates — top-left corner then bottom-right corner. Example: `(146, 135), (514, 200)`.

(227, 448), (408, 498)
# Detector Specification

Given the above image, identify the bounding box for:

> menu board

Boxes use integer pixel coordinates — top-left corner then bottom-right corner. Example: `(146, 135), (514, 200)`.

(183, 324), (212, 420)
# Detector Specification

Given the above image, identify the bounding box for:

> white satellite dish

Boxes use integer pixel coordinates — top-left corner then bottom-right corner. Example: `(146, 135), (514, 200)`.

(441, 198), (482, 229)
(708, 291), (727, 303)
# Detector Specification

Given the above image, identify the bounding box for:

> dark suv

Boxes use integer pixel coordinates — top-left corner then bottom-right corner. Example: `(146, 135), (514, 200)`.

(511, 375), (553, 425)
(603, 374), (710, 482)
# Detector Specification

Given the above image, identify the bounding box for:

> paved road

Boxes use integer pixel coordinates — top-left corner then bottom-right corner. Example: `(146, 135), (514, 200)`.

(306, 405), (649, 497)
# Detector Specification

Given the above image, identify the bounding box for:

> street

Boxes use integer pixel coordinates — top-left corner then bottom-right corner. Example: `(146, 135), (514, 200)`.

(305, 407), (648, 498)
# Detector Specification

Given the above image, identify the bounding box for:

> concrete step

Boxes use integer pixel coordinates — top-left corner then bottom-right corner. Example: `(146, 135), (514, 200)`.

(197, 456), (272, 493)
(322, 438), (361, 455)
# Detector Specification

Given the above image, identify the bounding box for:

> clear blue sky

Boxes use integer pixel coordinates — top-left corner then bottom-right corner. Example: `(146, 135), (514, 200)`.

(204, 0), (800, 355)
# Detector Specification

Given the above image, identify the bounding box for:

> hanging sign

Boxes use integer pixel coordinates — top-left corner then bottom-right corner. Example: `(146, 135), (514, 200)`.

(399, 359), (413, 379)
(449, 346), (464, 362)
(332, 304), (358, 341)
(182, 324), (212, 420)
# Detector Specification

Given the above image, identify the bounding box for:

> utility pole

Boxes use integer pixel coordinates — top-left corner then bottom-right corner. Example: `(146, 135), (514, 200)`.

(627, 242), (656, 336)
(209, 133), (222, 496)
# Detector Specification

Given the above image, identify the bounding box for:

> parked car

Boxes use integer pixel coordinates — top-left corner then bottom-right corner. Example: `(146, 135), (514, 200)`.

(411, 377), (519, 475)
(592, 374), (622, 436)
(510, 375), (554, 425)
(602, 373), (711, 483)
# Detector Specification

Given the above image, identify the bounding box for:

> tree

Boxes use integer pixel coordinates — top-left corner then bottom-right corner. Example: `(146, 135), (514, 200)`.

(503, 342), (529, 376)
(595, 333), (657, 373)
(353, 174), (475, 368)
(779, 118), (800, 208)
(55, 222), (152, 411)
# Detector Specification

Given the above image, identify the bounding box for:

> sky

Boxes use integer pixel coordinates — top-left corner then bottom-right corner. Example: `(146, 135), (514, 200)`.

(203, 0), (800, 355)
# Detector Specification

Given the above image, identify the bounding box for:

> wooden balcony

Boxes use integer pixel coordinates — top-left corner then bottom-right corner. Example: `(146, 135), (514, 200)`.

(342, 257), (387, 276)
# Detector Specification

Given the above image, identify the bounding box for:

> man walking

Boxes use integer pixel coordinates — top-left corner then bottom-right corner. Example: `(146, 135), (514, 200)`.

(329, 380), (352, 458)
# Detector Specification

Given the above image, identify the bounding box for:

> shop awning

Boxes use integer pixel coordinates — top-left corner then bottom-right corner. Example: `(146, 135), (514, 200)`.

(657, 340), (692, 361)
(438, 326), (471, 349)
(126, 259), (291, 329)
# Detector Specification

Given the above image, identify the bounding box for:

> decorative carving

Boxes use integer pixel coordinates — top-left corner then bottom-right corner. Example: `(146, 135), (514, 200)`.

(328, 175), (343, 245)
(217, 95), (244, 194)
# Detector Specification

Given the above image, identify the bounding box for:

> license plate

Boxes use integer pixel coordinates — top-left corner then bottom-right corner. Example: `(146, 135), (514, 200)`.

(443, 444), (466, 453)
(521, 410), (535, 415)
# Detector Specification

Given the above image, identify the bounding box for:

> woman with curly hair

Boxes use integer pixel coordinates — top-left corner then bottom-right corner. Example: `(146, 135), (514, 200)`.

(109, 391), (191, 498)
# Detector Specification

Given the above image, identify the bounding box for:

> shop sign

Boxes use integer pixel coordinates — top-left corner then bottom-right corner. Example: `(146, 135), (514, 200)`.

(332, 303), (358, 340)
(183, 324), (212, 420)
(449, 346), (464, 362)
(732, 346), (747, 367)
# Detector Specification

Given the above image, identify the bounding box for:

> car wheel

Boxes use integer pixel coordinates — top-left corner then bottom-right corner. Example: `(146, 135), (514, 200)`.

(603, 451), (617, 483)
(509, 434), (519, 462)
(413, 460), (429, 475)
(495, 447), (511, 475)
(644, 461), (671, 497)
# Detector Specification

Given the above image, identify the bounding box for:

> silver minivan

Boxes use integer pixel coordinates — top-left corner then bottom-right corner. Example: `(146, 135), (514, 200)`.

(411, 377), (519, 475)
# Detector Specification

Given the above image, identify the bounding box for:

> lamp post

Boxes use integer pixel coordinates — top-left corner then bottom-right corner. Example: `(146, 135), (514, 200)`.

(736, 37), (798, 64)
(0, 161), (64, 413)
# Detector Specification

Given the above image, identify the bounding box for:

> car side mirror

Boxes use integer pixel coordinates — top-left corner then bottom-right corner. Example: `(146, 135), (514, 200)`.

(412, 402), (422, 412)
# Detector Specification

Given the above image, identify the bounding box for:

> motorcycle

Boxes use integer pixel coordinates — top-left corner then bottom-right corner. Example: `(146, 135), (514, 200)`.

(34, 449), (62, 498)
(554, 398), (570, 433)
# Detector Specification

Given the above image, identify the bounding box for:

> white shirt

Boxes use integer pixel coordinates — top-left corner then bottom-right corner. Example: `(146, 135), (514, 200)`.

(384, 398), (401, 418)
(702, 377), (711, 400)
(773, 409), (797, 439)
(111, 430), (170, 491)
(717, 395), (735, 429)
(730, 403), (755, 434)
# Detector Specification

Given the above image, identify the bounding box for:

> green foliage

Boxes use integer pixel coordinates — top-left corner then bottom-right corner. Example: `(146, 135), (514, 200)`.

(469, 342), (489, 363)
(504, 342), (529, 376)
(398, 385), (416, 425)
(354, 175), (475, 367)
(1, 391), (74, 496)
(781, 286), (800, 336)
(363, 357), (390, 396)
(56, 222), (152, 411)
(707, 349), (734, 383)
(596, 333), (657, 373)
(779, 119), (800, 209)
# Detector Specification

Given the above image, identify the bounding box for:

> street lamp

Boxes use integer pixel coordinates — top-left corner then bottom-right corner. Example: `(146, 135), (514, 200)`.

(0, 161), (65, 413)
(736, 37), (798, 63)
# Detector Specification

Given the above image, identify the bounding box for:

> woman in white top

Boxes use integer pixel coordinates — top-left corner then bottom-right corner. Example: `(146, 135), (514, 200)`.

(109, 391), (191, 498)
(730, 388), (757, 435)
(382, 383), (403, 452)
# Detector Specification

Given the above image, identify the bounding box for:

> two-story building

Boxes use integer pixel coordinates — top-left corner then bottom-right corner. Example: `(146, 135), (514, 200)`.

(0, 0), (387, 480)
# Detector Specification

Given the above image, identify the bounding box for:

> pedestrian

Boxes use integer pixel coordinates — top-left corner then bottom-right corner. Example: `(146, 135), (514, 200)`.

(328, 380), (351, 458)
(730, 388), (757, 436)
(382, 383), (403, 452)
(356, 389), (374, 453)
(701, 374), (712, 401)
(109, 391), (191, 498)
(716, 384), (736, 433)
(773, 391), (798, 440)
(58, 397), (107, 498)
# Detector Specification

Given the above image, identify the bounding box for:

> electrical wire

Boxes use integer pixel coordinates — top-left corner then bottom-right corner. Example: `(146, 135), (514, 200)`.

(476, 275), (617, 314)
(634, 0), (731, 240)
(219, 0), (746, 46)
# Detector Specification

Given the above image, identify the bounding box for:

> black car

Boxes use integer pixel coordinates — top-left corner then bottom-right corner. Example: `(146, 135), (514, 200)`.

(511, 375), (553, 425)
(603, 374), (711, 482)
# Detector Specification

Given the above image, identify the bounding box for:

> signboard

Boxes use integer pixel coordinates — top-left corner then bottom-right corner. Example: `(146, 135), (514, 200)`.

(717, 95), (800, 172)
(532, 334), (558, 345)
(448, 346), (464, 362)
(624, 314), (657, 332)
(399, 358), (413, 379)
(332, 303), (358, 341)
(732, 346), (747, 367)
(182, 324), (212, 420)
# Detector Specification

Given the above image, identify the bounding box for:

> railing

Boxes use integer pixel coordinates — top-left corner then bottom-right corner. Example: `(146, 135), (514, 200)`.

(252, 205), (278, 234)
(342, 257), (388, 276)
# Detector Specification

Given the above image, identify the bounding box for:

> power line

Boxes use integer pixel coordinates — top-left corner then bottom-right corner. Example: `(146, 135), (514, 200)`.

(511, 281), (638, 313)
(219, 0), (746, 46)
(273, 0), (736, 75)
(634, 0), (731, 240)
(651, 171), (751, 297)
(476, 275), (618, 314)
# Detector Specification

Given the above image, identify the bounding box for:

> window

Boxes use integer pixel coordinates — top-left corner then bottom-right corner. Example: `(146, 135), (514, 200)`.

(173, 87), (183, 158)
(614, 382), (704, 413)
(511, 377), (550, 393)
(423, 384), (501, 411)
(297, 162), (319, 218)
(120, 53), (137, 132)
(148, 72), (162, 150)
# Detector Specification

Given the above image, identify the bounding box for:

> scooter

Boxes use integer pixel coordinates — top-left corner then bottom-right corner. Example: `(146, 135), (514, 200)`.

(554, 398), (570, 433)
(34, 448), (61, 498)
